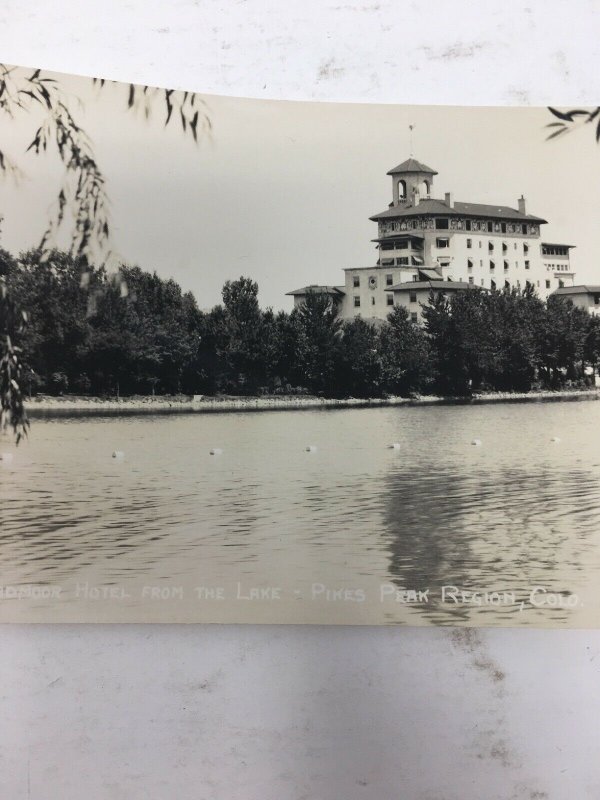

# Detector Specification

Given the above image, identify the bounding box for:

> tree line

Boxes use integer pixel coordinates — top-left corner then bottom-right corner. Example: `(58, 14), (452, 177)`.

(2, 248), (600, 400)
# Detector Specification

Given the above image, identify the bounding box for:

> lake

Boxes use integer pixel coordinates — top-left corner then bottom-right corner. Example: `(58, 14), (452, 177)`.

(1, 400), (600, 625)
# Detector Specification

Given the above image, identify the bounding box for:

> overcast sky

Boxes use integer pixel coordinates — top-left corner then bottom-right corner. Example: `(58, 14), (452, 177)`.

(1, 65), (599, 311)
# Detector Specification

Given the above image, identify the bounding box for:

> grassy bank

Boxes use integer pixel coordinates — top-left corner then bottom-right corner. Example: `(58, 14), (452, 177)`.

(24, 388), (600, 417)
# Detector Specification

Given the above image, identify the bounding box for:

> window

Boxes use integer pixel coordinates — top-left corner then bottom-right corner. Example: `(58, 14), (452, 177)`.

(594, 294), (600, 305)
(521, 224), (527, 234)
(386, 274), (393, 286)
(353, 276), (360, 288)
(490, 261), (495, 271)
(467, 238), (472, 249)
(354, 296), (360, 307)
(381, 258), (394, 266)
(412, 274), (418, 282)
(505, 280), (510, 289)
(501, 223), (507, 234)
(491, 280), (496, 290)
(409, 292), (417, 303)
(467, 259), (473, 270)
(371, 296), (376, 306)
(396, 240), (408, 250)
(479, 241), (482, 248)
(386, 294), (394, 306)
(397, 257), (409, 266)
(546, 280), (551, 289)
(411, 312), (418, 323)
(465, 220), (472, 231)
(523, 243), (529, 254)
(488, 241), (494, 252)
(436, 237), (450, 248)
(435, 218), (449, 230)
(469, 276), (474, 284)
(504, 260), (509, 271)
(502, 242), (508, 253)
(558, 280), (564, 288)
(525, 260), (530, 270)
(487, 221), (493, 232)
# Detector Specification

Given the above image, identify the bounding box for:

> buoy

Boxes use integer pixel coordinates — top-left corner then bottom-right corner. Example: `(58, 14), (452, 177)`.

(305, 445), (317, 453)
(388, 443), (401, 450)
(112, 450), (125, 459)
(471, 439), (482, 447)
(550, 437), (561, 443)
(0, 453), (14, 463)
(210, 448), (223, 456)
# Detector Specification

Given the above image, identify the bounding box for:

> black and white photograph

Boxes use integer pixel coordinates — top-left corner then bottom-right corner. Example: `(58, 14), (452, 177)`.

(2, 63), (600, 624)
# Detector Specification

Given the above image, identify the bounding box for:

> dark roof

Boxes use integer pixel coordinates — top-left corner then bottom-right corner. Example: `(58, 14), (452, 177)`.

(388, 280), (481, 292)
(553, 285), (600, 296)
(387, 158), (438, 176)
(286, 285), (345, 297)
(418, 268), (443, 280)
(370, 197), (547, 223)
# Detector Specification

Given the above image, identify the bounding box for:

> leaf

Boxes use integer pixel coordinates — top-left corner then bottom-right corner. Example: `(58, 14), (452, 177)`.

(548, 107), (575, 121)
(546, 127), (569, 141)
(190, 110), (199, 142)
(165, 90), (173, 126)
(19, 89), (41, 104)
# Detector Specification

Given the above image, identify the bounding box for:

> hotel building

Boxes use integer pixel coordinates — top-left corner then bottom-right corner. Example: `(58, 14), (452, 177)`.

(288, 158), (576, 322)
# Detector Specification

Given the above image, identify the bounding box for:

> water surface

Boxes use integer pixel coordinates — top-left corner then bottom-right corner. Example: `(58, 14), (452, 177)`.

(1, 402), (599, 624)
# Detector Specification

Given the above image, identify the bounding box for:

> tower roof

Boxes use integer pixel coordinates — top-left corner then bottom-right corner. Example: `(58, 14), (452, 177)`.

(387, 158), (438, 176)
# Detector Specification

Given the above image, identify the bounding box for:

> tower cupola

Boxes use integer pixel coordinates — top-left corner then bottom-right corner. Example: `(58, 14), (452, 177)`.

(387, 158), (438, 206)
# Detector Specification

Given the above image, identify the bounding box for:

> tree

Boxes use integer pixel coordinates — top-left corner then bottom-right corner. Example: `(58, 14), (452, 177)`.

(0, 64), (211, 435)
(0, 65), (210, 262)
(539, 295), (589, 387)
(292, 291), (342, 395)
(336, 317), (383, 397)
(0, 277), (29, 442)
(218, 277), (266, 392)
(584, 314), (600, 382)
(379, 306), (432, 396)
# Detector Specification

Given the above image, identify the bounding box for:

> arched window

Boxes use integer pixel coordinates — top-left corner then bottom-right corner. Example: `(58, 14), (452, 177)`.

(398, 179), (407, 199)
(420, 179), (430, 196)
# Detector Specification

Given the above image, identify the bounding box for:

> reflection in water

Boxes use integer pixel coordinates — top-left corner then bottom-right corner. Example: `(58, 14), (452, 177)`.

(382, 465), (600, 624)
(1, 401), (600, 624)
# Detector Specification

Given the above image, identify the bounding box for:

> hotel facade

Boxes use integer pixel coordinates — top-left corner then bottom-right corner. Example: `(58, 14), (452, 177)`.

(288, 158), (576, 322)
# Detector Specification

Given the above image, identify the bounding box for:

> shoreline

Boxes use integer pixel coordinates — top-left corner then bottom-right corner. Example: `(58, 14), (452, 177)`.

(24, 388), (600, 417)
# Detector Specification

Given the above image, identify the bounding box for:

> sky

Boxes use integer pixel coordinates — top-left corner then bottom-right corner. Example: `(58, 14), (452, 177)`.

(1, 65), (600, 311)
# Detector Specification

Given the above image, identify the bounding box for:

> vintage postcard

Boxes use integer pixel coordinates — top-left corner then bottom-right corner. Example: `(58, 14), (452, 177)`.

(1, 64), (600, 624)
